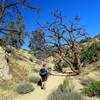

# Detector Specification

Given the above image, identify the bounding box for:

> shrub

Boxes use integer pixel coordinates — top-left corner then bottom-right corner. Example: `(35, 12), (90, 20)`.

(54, 60), (66, 72)
(16, 83), (34, 94)
(82, 80), (100, 97)
(47, 79), (85, 100)
(29, 76), (40, 83)
(82, 87), (92, 97)
(0, 80), (15, 91)
(10, 66), (28, 81)
(81, 79), (94, 87)
(54, 63), (63, 72)
(48, 87), (85, 100)
(58, 79), (69, 92)
(92, 42), (100, 50)
(33, 50), (50, 60)
(0, 38), (6, 46)
(81, 42), (100, 63)
(32, 68), (39, 73)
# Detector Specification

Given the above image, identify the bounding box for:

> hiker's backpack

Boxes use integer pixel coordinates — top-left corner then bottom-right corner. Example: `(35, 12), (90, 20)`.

(40, 68), (48, 76)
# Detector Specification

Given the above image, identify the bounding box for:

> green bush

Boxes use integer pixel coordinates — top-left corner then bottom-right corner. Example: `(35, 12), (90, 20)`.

(29, 76), (40, 83)
(58, 79), (69, 92)
(82, 81), (100, 97)
(82, 87), (92, 97)
(47, 79), (85, 100)
(16, 83), (34, 94)
(81, 42), (100, 63)
(92, 42), (100, 50)
(48, 87), (85, 100)
(0, 39), (6, 46)
(33, 50), (51, 60)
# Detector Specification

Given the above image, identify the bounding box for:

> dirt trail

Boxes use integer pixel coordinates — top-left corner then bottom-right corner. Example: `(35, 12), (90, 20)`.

(13, 76), (65, 100)
(13, 70), (100, 100)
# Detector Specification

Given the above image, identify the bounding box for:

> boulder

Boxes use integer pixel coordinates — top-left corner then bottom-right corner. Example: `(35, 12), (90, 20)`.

(0, 46), (12, 80)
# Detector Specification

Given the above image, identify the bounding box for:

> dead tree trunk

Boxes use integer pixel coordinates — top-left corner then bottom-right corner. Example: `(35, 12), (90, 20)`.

(72, 41), (81, 73)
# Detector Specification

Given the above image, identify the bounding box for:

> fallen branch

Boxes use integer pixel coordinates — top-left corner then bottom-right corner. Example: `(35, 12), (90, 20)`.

(49, 71), (78, 76)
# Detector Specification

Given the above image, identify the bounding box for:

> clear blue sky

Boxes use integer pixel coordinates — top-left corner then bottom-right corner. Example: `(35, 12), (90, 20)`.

(22, 0), (100, 49)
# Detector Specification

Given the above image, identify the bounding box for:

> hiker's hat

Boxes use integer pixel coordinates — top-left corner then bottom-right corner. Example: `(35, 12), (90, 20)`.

(42, 64), (47, 67)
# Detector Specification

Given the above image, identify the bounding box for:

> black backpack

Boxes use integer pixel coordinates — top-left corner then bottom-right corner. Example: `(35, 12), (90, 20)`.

(40, 68), (48, 76)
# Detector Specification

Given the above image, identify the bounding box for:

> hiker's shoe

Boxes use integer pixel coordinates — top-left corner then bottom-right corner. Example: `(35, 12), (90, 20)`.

(41, 85), (44, 89)
(41, 85), (46, 90)
(41, 87), (44, 89)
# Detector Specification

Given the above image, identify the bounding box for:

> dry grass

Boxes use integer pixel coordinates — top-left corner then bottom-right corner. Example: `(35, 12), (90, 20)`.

(0, 79), (19, 100)
(0, 59), (32, 100)
(9, 61), (29, 81)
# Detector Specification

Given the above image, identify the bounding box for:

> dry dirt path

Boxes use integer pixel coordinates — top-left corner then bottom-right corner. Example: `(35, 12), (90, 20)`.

(13, 71), (100, 100)
(13, 75), (65, 100)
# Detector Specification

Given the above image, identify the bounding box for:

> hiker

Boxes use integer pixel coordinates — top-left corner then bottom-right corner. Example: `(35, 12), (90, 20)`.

(39, 64), (48, 89)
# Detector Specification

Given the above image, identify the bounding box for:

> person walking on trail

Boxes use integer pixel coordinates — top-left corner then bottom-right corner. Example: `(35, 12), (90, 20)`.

(39, 64), (48, 89)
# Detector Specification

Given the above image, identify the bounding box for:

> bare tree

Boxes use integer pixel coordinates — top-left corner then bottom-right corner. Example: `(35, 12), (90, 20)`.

(38, 11), (87, 74)
(0, 0), (37, 32)
(0, 0), (39, 48)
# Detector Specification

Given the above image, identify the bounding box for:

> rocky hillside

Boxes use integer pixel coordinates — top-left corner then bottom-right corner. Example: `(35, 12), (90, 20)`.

(0, 35), (99, 81)
(0, 45), (34, 80)
(80, 35), (100, 47)
(0, 35), (99, 100)
(0, 45), (43, 100)
(0, 43), (56, 99)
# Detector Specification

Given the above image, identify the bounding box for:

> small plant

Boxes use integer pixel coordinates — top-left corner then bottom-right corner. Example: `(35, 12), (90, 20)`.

(48, 87), (85, 100)
(82, 87), (93, 97)
(81, 79), (94, 87)
(54, 60), (64, 72)
(82, 80), (100, 97)
(58, 79), (69, 92)
(29, 76), (40, 83)
(16, 83), (34, 94)
(0, 39), (6, 46)
(32, 68), (39, 73)
(81, 42), (100, 63)
(0, 80), (15, 91)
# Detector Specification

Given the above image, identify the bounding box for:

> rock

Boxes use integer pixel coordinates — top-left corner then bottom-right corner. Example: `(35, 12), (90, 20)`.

(0, 46), (12, 80)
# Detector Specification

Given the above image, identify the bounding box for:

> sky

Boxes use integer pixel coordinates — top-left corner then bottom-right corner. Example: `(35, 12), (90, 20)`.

(22, 0), (100, 49)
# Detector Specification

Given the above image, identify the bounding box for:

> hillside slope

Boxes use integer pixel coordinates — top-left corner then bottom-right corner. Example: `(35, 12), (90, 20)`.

(0, 35), (100, 100)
